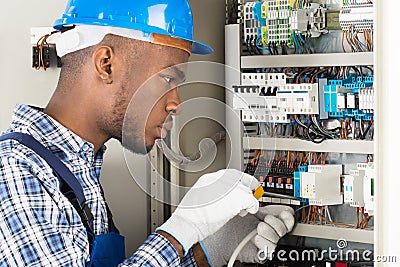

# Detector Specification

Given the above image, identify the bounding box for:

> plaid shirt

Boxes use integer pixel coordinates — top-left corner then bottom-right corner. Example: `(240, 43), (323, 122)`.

(0, 104), (197, 266)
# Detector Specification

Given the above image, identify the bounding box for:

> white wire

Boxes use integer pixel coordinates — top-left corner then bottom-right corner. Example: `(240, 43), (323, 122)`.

(326, 206), (334, 225)
(227, 229), (258, 267)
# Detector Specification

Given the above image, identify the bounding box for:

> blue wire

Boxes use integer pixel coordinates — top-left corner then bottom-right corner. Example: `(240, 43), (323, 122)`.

(295, 205), (310, 213)
(297, 32), (310, 52)
(292, 32), (299, 54)
(297, 32), (305, 44)
(255, 36), (270, 51)
(294, 32), (303, 54)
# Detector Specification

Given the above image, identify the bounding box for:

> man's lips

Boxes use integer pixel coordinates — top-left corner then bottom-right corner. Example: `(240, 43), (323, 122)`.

(161, 121), (173, 131)
(158, 121), (173, 139)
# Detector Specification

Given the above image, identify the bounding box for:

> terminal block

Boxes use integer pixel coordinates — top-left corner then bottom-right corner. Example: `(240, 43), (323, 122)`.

(244, 2), (260, 42)
(32, 44), (61, 70)
(340, 4), (374, 31)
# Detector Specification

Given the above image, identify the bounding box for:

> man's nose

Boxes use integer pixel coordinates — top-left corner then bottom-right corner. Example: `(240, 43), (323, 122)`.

(166, 89), (182, 115)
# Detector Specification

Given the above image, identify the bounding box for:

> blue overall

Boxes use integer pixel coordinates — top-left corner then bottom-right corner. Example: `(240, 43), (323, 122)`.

(0, 133), (125, 267)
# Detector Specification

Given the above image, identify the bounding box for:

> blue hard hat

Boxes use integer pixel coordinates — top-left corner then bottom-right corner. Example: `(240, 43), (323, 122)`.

(53, 0), (213, 55)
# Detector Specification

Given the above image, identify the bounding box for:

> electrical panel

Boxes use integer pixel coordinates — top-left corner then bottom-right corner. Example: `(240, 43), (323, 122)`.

(225, 0), (375, 265)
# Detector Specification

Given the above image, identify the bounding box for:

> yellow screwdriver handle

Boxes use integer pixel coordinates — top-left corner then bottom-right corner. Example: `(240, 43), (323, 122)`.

(253, 185), (264, 199)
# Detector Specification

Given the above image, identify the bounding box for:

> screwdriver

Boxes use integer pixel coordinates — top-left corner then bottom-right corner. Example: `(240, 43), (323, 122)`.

(253, 185), (265, 199)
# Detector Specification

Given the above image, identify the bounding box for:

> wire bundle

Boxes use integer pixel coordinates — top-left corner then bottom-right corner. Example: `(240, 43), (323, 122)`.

(342, 25), (373, 53)
(300, 205), (355, 228)
(294, 115), (340, 144)
(34, 31), (58, 70)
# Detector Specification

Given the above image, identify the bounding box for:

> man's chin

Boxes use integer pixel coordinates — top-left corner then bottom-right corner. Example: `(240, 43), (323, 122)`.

(121, 140), (155, 155)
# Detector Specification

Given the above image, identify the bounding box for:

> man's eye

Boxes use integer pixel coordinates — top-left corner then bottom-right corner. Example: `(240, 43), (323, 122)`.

(163, 76), (173, 84)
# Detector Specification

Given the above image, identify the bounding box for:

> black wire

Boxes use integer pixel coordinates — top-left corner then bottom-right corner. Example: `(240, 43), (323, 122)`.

(249, 36), (256, 55)
(345, 66), (350, 79)
(299, 34), (306, 54)
(306, 35), (313, 54)
(351, 66), (362, 76)
(229, 0), (239, 24)
(246, 37), (253, 56)
(272, 42), (279, 55)
(250, 36), (260, 55)
(306, 124), (328, 144)
(360, 121), (373, 140)
(252, 37), (262, 55)
(294, 117), (327, 143)
(311, 117), (337, 139)
(267, 42), (273, 55)
(282, 42), (288, 55)
(326, 66), (339, 79)
(361, 65), (374, 75)
(293, 67), (304, 83)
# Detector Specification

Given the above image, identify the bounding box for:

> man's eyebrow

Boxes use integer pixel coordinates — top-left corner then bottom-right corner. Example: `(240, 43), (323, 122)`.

(170, 66), (186, 81)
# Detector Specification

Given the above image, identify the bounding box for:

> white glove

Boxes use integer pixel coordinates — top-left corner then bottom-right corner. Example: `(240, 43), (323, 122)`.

(156, 169), (260, 254)
(253, 205), (295, 261)
(201, 205), (295, 266)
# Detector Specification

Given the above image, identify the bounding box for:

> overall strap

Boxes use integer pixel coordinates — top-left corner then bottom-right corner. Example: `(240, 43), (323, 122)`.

(0, 132), (95, 250)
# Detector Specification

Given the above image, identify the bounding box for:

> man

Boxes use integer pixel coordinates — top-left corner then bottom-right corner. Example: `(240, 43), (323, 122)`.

(0, 0), (295, 266)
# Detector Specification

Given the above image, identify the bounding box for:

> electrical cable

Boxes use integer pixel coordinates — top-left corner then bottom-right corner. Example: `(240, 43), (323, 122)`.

(361, 65), (374, 75)
(249, 36), (259, 55)
(310, 67), (331, 83)
(360, 120), (373, 140)
(272, 42), (279, 55)
(255, 36), (270, 51)
(227, 229), (258, 267)
(297, 33), (307, 54)
(306, 124), (327, 144)
(155, 131), (226, 165)
(311, 116), (338, 139)
(229, 0), (239, 24)
(292, 31), (300, 54)
(306, 34), (313, 54)
(268, 42), (274, 55)
(252, 36), (262, 55)
(246, 37), (253, 56)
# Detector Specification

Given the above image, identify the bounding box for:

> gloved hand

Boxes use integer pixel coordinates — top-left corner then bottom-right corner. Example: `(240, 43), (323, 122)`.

(156, 169), (260, 254)
(201, 205), (295, 267)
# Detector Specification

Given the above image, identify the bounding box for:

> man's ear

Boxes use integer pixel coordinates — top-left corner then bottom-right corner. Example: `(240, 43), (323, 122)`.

(93, 46), (114, 84)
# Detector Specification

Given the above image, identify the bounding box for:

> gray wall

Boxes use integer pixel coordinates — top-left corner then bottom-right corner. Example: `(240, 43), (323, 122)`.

(0, 0), (226, 256)
(178, 0), (227, 188)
